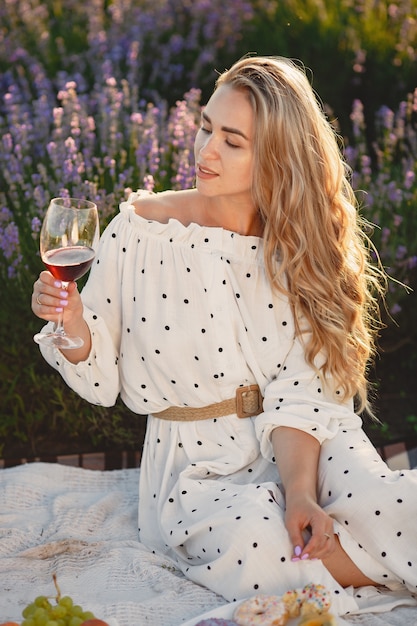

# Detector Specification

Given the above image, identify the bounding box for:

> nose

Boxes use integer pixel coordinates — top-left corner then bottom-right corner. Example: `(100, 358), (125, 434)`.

(198, 131), (218, 159)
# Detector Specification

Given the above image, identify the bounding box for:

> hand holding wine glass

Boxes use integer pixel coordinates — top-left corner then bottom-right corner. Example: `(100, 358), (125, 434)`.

(33, 197), (99, 349)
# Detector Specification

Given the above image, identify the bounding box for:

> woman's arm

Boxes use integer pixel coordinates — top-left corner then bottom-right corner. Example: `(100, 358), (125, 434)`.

(272, 426), (378, 586)
(271, 426), (336, 561)
(30, 213), (128, 407)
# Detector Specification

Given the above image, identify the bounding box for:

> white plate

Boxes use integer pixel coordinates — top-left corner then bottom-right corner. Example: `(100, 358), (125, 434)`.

(182, 599), (350, 625)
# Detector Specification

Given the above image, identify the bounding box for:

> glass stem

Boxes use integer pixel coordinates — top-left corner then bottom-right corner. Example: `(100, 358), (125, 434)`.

(54, 281), (69, 336)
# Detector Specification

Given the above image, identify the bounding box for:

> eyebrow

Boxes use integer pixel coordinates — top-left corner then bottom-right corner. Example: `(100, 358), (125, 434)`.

(201, 111), (249, 141)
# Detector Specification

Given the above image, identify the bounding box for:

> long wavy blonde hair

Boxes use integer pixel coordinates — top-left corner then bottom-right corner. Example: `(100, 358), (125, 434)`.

(216, 56), (386, 413)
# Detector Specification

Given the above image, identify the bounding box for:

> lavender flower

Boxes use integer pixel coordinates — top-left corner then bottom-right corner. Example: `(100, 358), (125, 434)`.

(0, 0), (415, 324)
(348, 95), (417, 312)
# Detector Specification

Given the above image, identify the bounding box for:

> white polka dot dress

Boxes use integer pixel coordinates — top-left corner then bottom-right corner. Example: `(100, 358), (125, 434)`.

(39, 191), (417, 616)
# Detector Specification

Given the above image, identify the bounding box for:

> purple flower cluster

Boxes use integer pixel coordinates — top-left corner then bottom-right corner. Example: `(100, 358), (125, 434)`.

(345, 89), (417, 314)
(0, 0), (256, 283)
(0, 67), (202, 274)
(0, 207), (22, 279)
(0, 0), (416, 321)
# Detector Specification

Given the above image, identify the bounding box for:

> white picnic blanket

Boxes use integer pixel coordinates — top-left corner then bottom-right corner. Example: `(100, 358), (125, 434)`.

(1, 462), (416, 625)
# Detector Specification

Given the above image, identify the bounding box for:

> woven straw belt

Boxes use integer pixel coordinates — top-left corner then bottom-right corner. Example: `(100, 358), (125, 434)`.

(151, 384), (263, 421)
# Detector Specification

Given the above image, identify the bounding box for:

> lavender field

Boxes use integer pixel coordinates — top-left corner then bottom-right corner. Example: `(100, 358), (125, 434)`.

(1, 0), (417, 459)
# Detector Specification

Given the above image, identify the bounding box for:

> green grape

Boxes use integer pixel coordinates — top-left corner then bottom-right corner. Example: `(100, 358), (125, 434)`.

(81, 611), (95, 621)
(22, 603), (37, 618)
(58, 597), (73, 610)
(44, 621), (59, 626)
(22, 619), (36, 626)
(33, 607), (49, 624)
(70, 606), (83, 618)
(34, 596), (52, 610)
(50, 605), (67, 620)
(68, 617), (83, 626)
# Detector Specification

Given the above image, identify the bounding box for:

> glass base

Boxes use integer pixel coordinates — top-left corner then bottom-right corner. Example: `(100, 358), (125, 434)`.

(33, 331), (84, 349)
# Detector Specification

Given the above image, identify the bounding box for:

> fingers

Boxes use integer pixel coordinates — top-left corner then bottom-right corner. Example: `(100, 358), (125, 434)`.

(303, 527), (336, 561)
(288, 528), (309, 562)
(31, 272), (69, 320)
(291, 535), (336, 562)
(286, 506), (336, 562)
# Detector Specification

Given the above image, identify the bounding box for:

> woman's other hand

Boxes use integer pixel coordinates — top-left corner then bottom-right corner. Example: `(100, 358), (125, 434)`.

(284, 491), (336, 561)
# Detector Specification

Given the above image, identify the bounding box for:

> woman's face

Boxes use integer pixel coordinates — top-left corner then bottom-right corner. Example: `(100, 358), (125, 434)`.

(194, 84), (255, 205)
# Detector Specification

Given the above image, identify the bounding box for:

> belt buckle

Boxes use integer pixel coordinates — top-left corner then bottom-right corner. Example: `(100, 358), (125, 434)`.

(236, 384), (263, 419)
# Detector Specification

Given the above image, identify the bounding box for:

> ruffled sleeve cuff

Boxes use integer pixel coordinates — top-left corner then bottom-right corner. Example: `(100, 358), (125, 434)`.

(254, 349), (362, 462)
(38, 306), (120, 407)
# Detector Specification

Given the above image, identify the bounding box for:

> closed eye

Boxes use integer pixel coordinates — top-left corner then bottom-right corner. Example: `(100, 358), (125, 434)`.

(199, 125), (239, 148)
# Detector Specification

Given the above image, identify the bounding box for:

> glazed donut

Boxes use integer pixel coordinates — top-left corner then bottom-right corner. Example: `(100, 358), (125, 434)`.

(298, 612), (337, 626)
(233, 594), (289, 626)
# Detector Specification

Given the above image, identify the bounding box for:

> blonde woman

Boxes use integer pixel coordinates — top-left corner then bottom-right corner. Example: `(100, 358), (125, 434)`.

(32, 56), (417, 616)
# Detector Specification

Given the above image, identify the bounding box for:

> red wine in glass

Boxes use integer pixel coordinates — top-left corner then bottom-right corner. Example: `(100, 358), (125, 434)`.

(43, 246), (96, 283)
(33, 197), (99, 349)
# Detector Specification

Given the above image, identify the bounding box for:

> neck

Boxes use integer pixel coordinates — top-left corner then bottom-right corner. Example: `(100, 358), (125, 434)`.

(199, 196), (263, 237)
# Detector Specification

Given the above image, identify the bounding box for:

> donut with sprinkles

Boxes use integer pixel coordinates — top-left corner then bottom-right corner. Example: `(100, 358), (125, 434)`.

(233, 594), (289, 626)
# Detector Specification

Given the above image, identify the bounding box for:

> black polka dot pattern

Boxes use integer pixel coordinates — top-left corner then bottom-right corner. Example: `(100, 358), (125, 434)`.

(45, 192), (417, 612)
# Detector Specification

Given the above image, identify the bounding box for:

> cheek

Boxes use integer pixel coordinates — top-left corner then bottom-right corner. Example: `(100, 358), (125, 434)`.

(194, 131), (204, 157)
(240, 156), (254, 181)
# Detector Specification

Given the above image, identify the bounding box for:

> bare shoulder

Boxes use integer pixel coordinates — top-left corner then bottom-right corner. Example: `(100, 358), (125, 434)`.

(132, 188), (200, 224)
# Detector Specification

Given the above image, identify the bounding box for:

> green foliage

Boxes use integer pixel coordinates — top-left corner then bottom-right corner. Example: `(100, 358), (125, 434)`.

(1, 0), (417, 457)
(240, 0), (417, 134)
(0, 296), (143, 459)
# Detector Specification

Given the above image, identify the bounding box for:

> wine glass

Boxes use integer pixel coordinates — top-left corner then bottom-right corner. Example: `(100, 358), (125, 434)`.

(33, 197), (99, 349)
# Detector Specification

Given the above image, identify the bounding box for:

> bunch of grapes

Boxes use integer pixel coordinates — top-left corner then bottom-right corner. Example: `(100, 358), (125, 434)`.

(0, 575), (109, 626)
(21, 593), (103, 626)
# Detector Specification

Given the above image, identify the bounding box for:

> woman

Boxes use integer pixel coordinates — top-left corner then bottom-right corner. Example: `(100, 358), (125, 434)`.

(32, 56), (417, 616)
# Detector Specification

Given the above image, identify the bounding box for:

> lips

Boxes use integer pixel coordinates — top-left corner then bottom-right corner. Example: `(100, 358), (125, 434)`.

(197, 163), (218, 178)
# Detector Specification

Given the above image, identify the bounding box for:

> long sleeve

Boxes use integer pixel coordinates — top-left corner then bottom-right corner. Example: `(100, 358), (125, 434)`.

(38, 214), (126, 407)
(255, 329), (362, 461)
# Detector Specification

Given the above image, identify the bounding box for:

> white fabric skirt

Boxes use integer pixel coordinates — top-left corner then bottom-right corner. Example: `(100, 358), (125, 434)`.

(138, 418), (417, 616)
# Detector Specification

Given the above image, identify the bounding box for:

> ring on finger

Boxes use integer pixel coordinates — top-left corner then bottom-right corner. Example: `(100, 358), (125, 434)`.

(36, 294), (43, 306)
(324, 533), (332, 539)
